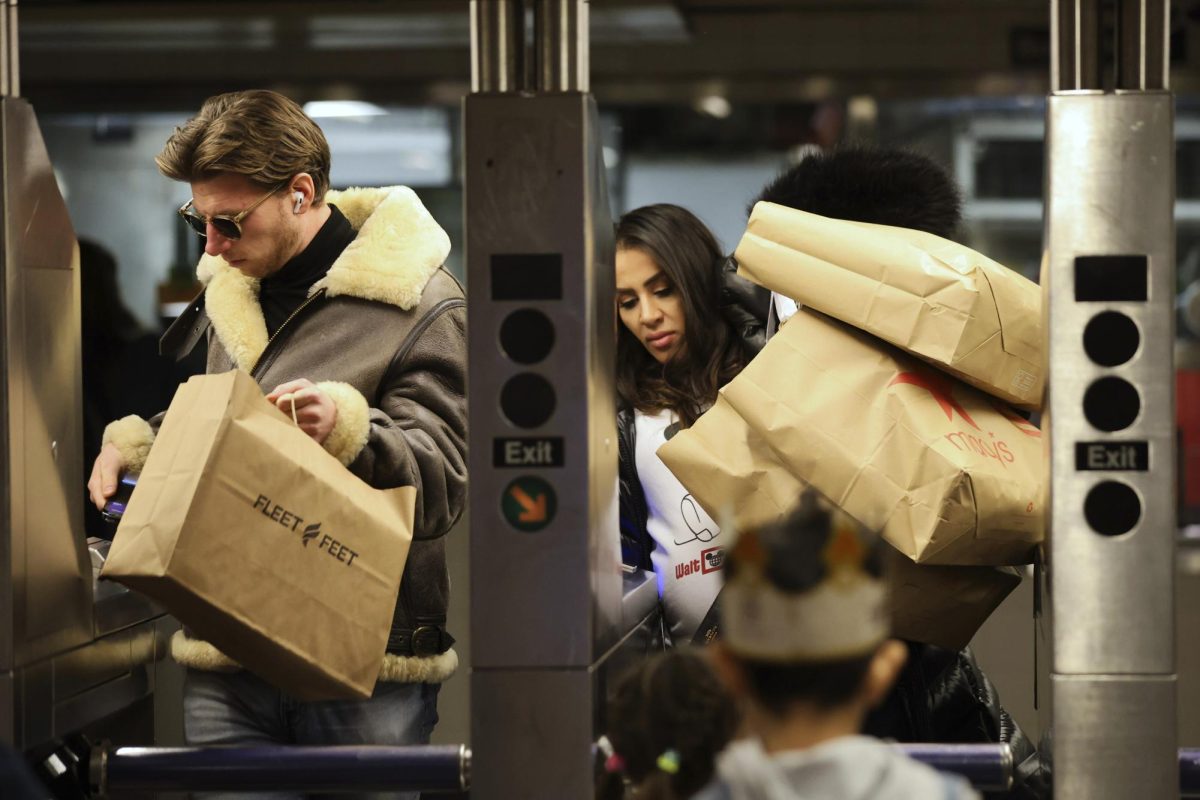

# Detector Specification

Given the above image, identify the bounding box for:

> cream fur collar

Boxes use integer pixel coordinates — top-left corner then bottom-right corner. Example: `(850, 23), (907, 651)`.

(197, 186), (452, 372)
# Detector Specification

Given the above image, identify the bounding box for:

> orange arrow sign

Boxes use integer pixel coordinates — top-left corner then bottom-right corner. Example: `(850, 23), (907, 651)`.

(510, 485), (548, 522)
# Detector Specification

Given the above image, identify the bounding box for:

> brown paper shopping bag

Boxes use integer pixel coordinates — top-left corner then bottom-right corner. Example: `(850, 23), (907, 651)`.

(655, 389), (1020, 647)
(660, 309), (1043, 566)
(101, 370), (415, 700)
(887, 554), (1021, 651)
(735, 202), (1044, 409)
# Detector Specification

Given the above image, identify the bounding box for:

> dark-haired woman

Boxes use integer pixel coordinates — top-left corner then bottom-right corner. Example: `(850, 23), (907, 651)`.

(615, 203), (767, 644)
(614, 200), (1044, 799)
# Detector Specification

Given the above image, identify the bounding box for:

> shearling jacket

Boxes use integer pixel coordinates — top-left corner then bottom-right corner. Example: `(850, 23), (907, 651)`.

(102, 186), (467, 686)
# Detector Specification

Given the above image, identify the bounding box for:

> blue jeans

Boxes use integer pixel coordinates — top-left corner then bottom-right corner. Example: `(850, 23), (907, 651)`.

(184, 669), (440, 800)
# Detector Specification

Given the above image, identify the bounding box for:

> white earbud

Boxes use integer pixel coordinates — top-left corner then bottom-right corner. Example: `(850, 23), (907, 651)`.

(292, 192), (304, 214)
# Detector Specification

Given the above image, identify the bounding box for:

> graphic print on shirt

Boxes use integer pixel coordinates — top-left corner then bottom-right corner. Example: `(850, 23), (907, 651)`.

(635, 408), (726, 640)
(676, 494), (719, 545)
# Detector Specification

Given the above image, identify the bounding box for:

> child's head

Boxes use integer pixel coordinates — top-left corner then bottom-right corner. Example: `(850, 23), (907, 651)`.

(598, 649), (739, 800)
(714, 490), (906, 722)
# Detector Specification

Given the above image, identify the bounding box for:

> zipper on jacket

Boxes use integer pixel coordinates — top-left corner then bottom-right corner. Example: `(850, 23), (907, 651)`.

(250, 288), (327, 378)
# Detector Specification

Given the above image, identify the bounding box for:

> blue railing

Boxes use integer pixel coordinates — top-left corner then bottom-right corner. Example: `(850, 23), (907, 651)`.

(92, 741), (1200, 796)
(98, 744), (468, 795)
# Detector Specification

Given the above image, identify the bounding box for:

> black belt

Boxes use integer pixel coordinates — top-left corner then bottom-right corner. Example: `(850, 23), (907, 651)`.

(386, 626), (455, 657)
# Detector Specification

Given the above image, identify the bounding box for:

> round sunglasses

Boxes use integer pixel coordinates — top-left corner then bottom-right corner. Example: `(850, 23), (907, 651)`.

(177, 181), (287, 240)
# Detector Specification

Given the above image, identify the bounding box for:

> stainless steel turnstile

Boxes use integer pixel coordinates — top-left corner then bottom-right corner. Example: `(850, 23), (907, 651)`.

(464, 1), (628, 797)
(0, 0), (172, 752)
(1045, 0), (1177, 796)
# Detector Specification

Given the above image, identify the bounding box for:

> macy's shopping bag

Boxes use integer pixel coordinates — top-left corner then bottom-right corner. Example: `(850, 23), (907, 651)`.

(735, 202), (1044, 409)
(652, 389), (1020, 649)
(101, 370), (415, 700)
(659, 309), (1043, 566)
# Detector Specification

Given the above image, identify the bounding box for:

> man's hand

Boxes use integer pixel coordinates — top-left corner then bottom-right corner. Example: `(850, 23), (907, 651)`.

(267, 379), (338, 445)
(88, 442), (126, 510)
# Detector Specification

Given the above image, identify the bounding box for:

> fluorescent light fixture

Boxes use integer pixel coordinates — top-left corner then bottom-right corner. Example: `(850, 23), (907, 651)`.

(22, 19), (274, 51)
(590, 7), (689, 42)
(310, 14), (468, 49)
(303, 101), (388, 119)
(310, 5), (685, 49)
(696, 95), (732, 119)
(847, 95), (878, 124)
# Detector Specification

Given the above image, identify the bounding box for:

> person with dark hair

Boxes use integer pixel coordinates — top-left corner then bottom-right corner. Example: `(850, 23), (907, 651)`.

(695, 491), (980, 799)
(597, 649), (739, 800)
(615, 203), (768, 643)
(753, 144), (964, 334)
(745, 145), (1047, 799)
(754, 145), (963, 239)
(79, 238), (189, 539)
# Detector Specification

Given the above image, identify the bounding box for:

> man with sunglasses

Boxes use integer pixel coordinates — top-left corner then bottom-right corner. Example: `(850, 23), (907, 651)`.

(86, 90), (465, 777)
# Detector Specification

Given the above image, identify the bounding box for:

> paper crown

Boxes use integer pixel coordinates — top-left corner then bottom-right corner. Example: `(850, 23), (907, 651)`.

(720, 492), (889, 662)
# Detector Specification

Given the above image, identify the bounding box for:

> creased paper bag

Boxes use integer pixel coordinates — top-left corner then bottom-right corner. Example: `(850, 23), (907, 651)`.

(655, 374), (1021, 647)
(735, 201), (1044, 409)
(660, 309), (1043, 566)
(101, 370), (415, 701)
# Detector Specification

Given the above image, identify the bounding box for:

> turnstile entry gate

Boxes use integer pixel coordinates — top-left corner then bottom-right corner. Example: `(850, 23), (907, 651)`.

(464, 1), (625, 797)
(0, 0), (172, 753)
(1045, 0), (1177, 796)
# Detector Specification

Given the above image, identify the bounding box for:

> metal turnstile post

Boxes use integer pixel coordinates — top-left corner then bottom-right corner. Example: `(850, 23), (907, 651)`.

(465, 1), (622, 796)
(1045, 1), (1177, 796)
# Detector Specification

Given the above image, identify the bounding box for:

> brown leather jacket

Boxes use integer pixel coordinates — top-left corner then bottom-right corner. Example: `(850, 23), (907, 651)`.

(104, 186), (467, 684)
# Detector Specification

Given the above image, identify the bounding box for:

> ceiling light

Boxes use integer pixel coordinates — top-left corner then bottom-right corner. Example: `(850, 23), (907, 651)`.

(22, 19), (273, 51)
(303, 101), (388, 119)
(696, 95), (732, 119)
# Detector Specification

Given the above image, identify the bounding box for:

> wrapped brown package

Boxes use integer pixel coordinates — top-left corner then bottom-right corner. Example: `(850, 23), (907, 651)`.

(654, 360), (1022, 648)
(659, 309), (1042, 566)
(101, 370), (415, 701)
(887, 553), (1021, 651)
(735, 201), (1043, 409)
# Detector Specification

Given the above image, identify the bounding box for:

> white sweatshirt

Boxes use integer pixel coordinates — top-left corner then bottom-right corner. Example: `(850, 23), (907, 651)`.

(693, 736), (980, 800)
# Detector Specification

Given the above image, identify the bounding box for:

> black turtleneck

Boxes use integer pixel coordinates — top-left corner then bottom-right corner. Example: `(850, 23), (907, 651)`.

(259, 204), (356, 337)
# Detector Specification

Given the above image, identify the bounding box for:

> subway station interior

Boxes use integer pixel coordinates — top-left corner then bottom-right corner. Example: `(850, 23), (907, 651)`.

(4, 0), (1200, 797)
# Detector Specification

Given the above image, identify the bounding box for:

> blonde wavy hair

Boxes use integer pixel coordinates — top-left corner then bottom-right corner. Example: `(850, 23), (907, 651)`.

(156, 89), (332, 200)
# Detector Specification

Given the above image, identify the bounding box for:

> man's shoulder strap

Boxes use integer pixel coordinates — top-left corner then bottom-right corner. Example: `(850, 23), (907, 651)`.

(159, 288), (210, 361)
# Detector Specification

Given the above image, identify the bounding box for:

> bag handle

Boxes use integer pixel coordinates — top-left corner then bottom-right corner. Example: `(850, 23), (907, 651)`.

(278, 391), (304, 427)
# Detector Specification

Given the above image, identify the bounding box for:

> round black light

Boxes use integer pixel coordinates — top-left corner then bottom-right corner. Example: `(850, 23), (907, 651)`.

(500, 309), (555, 365)
(1084, 480), (1142, 536)
(1083, 377), (1140, 432)
(1083, 312), (1140, 367)
(500, 373), (556, 429)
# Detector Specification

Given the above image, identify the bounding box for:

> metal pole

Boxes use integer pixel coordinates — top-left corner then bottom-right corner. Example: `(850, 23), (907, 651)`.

(1045, 0), (1176, 796)
(98, 745), (470, 794)
(1117, 0), (1169, 90)
(470, 0), (523, 93)
(466, 0), (620, 795)
(1051, 0), (1101, 91)
(0, 0), (9, 98)
(7, 0), (15, 99)
(535, 0), (588, 92)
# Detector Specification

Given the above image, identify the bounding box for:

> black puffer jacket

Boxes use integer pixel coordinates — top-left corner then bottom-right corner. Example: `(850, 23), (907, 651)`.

(618, 261), (1047, 799)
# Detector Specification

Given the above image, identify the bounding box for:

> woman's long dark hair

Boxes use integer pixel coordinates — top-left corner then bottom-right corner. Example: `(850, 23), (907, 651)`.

(615, 204), (746, 427)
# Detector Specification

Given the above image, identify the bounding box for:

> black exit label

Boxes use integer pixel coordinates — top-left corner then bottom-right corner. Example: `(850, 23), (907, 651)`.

(494, 437), (564, 468)
(1075, 441), (1149, 471)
